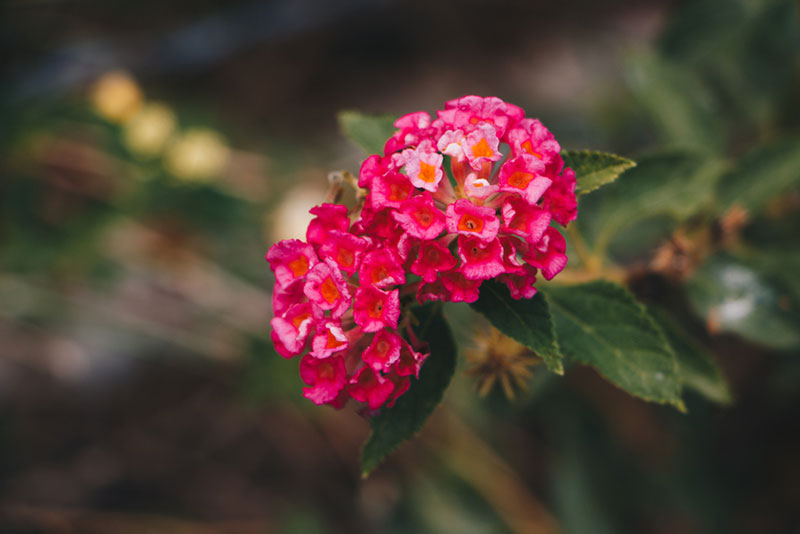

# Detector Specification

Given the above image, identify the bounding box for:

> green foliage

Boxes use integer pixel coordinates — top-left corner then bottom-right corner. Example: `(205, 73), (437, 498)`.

(337, 111), (396, 155)
(562, 150), (636, 196)
(687, 253), (800, 350)
(543, 282), (684, 410)
(361, 304), (457, 476)
(470, 280), (563, 374)
(576, 151), (725, 255)
(650, 308), (732, 404)
(627, 52), (724, 152)
(716, 137), (800, 213)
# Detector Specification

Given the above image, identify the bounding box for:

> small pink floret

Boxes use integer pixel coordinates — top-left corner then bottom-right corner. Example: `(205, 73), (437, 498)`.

(310, 320), (349, 358)
(498, 264), (538, 300)
(359, 154), (393, 188)
(411, 240), (458, 283)
(506, 118), (561, 163)
(392, 194), (446, 240)
(497, 154), (552, 205)
(361, 329), (402, 372)
(306, 204), (350, 246)
(463, 123), (502, 170)
(440, 271), (482, 303)
(525, 227), (568, 280)
(416, 278), (451, 304)
(266, 239), (318, 288)
(542, 165), (578, 226)
(303, 259), (351, 318)
(437, 129), (467, 159)
(299, 354), (348, 405)
(353, 286), (400, 332)
(446, 198), (499, 242)
(501, 197), (552, 244)
(272, 278), (306, 317)
(395, 338), (428, 378)
(318, 231), (369, 275)
(359, 248), (406, 288)
(370, 170), (415, 209)
(271, 302), (318, 357)
(403, 140), (444, 192)
(457, 236), (506, 280)
(349, 366), (395, 410)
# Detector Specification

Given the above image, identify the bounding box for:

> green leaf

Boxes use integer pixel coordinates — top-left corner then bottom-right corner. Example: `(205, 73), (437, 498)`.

(627, 52), (724, 152)
(649, 308), (732, 405)
(576, 151), (725, 256)
(717, 137), (800, 213)
(337, 111), (396, 155)
(543, 281), (684, 409)
(687, 253), (800, 350)
(470, 280), (563, 374)
(360, 304), (457, 476)
(562, 150), (636, 196)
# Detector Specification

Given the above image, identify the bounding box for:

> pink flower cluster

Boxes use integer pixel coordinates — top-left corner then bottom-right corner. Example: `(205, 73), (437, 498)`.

(267, 96), (576, 410)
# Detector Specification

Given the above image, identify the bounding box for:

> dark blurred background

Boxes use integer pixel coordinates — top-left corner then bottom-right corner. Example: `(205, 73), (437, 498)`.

(1, 0), (799, 532)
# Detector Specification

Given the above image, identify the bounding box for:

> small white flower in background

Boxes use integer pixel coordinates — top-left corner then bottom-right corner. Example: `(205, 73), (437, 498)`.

(267, 183), (327, 242)
(91, 71), (143, 123)
(123, 102), (177, 157)
(166, 128), (230, 181)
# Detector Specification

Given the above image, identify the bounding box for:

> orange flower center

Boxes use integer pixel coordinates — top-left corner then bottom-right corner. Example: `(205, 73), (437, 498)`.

(336, 247), (355, 268)
(320, 277), (340, 304)
(369, 298), (384, 319)
(419, 161), (437, 183)
(291, 312), (312, 329)
(507, 171), (534, 189)
(471, 138), (494, 159)
(412, 209), (434, 228)
(371, 266), (388, 284)
(288, 255), (309, 277)
(458, 213), (485, 233)
(389, 181), (411, 202)
(325, 330), (346, 349)
(520, 140), (542, 159)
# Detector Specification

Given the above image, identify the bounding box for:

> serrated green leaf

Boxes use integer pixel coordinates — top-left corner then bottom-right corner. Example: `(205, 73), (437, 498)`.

(470, 280), (563, 374)
(337, 111), (396, 155)
(360, 304), (456, 476)
(543, 281), (684, 409)
(577, 151), (725, 257)
(649, 308), (732, 405)
(717, 137), (800, 213)
(562, 150), (636, 196)
(687, 253), (800, 350)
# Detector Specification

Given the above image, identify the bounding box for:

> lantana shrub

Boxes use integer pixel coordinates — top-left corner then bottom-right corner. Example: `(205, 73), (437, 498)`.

(267, 96), (574, 412)
(267, 95), (742, 476)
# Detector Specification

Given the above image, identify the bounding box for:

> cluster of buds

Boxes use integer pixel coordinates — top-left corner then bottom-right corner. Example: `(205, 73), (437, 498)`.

(267, 96), (576, 410)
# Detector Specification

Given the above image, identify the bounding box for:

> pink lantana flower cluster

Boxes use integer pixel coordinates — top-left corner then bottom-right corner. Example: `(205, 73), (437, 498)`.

(267, 96), (576, 410)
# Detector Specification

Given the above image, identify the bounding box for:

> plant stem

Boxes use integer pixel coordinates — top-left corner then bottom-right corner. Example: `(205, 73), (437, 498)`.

(567, 224), (600, 274)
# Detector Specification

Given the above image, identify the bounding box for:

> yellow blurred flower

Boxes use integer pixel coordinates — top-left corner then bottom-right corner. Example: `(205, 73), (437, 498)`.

(466, 326), (540, 399)
(90, 70), (143, 123)
(165, 129), (230, 181)
(266, 183), (327, 242)
(123, 102), (177, 157)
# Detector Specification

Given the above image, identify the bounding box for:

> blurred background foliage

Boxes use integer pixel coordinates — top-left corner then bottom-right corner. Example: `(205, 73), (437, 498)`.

(1, 0), (799, 532)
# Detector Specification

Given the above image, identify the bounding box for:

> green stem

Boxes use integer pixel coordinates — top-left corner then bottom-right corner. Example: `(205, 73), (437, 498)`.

(567, 224), (600, 274)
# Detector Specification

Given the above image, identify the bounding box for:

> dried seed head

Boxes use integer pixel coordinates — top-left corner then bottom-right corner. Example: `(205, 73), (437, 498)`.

(465, 326), (540, 399)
